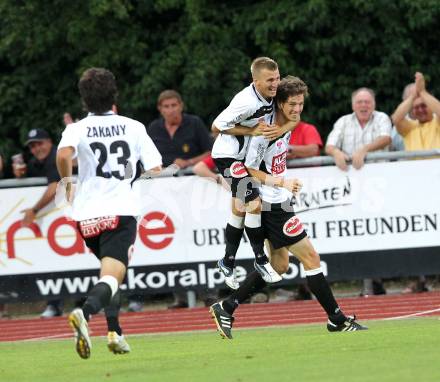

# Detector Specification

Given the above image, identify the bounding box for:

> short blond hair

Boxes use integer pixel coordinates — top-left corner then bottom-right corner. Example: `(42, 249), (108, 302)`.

(250, 57), (278, 79)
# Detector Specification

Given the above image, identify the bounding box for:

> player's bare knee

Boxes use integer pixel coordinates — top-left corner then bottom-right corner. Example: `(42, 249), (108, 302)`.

(270, 249), (289, 274)
(303, 249), (320, 270)
(101, 257), (126, 284)
(231, 198), (246, 215)
(273, 261), (289, 274)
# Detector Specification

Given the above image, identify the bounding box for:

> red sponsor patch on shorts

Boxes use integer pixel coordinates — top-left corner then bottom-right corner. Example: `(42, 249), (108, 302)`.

(271, 151), (287, 175)
(230, 161), (248, 178)
(78, 216), (120, 238)
(282, 216), (304, 237)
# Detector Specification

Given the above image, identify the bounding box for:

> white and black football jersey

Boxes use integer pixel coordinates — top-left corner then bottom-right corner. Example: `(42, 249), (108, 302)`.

(212, 83), (274, 160)
(58, 111), (162, 220)
(245, 123), (292, 204)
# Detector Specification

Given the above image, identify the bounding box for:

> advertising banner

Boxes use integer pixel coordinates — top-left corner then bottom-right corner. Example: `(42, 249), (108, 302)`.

(1, 159), (439, 301)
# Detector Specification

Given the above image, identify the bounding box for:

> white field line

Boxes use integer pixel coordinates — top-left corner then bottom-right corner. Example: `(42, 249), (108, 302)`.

(21, 333), (71, 342)
(382, 307), (440, 320)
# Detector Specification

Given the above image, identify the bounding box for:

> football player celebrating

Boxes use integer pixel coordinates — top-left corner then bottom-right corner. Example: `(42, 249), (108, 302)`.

(212, 57), (297, 289)
(210, 76), (367, 339)
(57, 68), (162, 358)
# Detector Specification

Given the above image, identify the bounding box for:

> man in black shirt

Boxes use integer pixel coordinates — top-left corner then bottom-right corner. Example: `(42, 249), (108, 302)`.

(14, 129), (60, 226)
(12, 128), (63, 317)
(147, 90), (212, 168)
(146, 90), (212, 309)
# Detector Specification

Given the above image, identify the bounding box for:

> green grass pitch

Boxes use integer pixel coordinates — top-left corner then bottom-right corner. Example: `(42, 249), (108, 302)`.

(1, 318), (439, 382)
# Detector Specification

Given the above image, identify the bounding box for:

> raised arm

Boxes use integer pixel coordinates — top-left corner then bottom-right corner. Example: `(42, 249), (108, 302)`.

(391, 90), (416, 136)
(212, 122), (265, 137)
(416, 72), (440, 117)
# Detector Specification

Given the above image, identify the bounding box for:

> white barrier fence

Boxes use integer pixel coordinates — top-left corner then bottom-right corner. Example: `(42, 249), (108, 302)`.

(1, 158), (439, 301)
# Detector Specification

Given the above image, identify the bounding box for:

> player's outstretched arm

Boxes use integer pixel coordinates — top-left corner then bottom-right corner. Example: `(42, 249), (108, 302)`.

(212, 122), (266, 137)
(262, 119), (300, 141)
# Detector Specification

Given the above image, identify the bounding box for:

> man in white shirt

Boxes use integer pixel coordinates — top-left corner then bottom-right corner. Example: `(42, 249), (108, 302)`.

(325, 88), (392, 171)
(57, 68), (162, 359)
(212, 57), (296, 288)
(210, 76), (367, 339)
(325, 88), (392, 296)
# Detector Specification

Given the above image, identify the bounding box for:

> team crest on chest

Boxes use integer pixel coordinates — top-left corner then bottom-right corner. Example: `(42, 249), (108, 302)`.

(230, 161), (248, 178)
(283, 216), (304, 237)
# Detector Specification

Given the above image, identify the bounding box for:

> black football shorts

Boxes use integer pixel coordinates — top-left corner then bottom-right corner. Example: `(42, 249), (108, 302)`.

(262, 201), (307, 249)
(77, 215), (137, 267)
(214, 157), (260, 203)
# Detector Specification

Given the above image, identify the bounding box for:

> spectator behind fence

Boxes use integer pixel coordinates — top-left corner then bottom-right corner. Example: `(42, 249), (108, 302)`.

(391, 72), (440, 152)
(391, 72), (440, 293)
(325, 87), (392, 171)
(325, 87), (392, 296)
(12, 128), (65, 317)
(287, 120), (323, 159)
(145, 90), (213, 309)
(14, 129), (61, 225)
(147, 90), (212, 169)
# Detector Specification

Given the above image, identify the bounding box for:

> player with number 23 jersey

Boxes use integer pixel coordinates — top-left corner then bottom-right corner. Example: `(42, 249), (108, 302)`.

(58, 111), (162, 221)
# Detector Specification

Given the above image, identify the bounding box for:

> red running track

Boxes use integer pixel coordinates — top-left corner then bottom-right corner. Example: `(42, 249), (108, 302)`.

(1, 292), (439, 342)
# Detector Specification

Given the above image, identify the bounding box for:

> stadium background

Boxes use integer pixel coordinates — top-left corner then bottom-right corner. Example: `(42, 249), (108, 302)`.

(1, 3), (440, 381)
(1, 0), (440, 159)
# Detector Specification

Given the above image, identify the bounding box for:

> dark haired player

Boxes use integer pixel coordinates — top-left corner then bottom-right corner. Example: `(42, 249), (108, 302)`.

(57, 68), (162, 358)
(210, 76), (367, 338)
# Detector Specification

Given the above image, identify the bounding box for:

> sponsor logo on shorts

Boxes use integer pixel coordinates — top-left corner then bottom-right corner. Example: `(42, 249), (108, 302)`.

(230, 161), (248, 178)
(283, 216), (304, 237)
